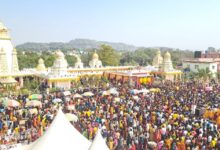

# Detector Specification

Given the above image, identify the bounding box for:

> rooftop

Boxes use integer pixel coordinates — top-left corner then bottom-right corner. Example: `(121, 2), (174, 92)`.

(183, 58), (220, 63)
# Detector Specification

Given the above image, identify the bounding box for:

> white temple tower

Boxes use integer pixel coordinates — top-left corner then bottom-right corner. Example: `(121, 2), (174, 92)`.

(73, 54), (83, 69)
(162, 51), (174, 72)
(0, 47), (9, 73)
(152, 49), (163, 70)
(50, 50), (68, 76)
(12, 48), (19, 73)
(0, 22), (19, 74)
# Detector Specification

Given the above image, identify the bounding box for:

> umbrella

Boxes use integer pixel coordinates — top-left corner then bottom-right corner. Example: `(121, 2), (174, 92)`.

(139, 89), (149, 93)
(108, 88), (119, 95)
(73, 93), (82, 99)
(83, 92), (94, 97)
(114, 97), (120, 102)
(0, 97), (8, 103)
(130, 89), (139, 95)
(63, 91), (71, 96)
(26, 100), (42, 107)
(3, 99), (20, 107)
(29, 94), (42, 100)
(67, 105), (75, 110)
(29, 108), (38, 114)
(52, 98), (62, 103)
(205, 86), (212, 91)
(148, 141), (157, 149)
(149, 88), (160, 92)
(102, 91), (111, 96)
(133, 96), (139, 100)
(65, 113), (78, 122)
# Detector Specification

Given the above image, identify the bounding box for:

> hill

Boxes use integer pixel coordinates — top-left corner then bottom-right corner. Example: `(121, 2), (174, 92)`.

(16, 39), (137, 51)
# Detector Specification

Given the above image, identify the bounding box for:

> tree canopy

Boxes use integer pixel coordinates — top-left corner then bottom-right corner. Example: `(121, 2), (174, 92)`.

(17, 46), (193, 69)
(97, 44), (120, 66)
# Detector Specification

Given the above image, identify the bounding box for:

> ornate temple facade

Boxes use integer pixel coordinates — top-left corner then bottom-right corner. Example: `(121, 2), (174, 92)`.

(0, 22), (19, 84)
(50, 50), (68, 76)
(0, 22), (19, 74)
(151, 50), (182, 81)
(0, 21), (182, 89)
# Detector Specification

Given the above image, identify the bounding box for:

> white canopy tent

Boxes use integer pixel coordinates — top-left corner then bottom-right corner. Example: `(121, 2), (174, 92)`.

(28, 108), (91, 150)
(89, 129), (109, 150)
(9, 143), (34, 150)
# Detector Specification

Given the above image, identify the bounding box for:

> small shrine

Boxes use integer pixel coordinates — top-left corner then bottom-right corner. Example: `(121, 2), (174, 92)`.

(36, 58), (46, 72)
(50, 50), (68, 76)
(74, 54), (83, 69)
(89, 51), (102, 68)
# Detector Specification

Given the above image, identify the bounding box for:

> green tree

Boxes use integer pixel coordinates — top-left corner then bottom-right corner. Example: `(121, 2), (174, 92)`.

(120, 51), (135, 65)
(65, 55), (77, 67)
(97, 44), (120, 66)
(133, 49), (149, 66)
(195, 68), (212, 81)
(81, 52), (92, 67)
(17, 52), (39, 69)
(41, 52), (56, 67)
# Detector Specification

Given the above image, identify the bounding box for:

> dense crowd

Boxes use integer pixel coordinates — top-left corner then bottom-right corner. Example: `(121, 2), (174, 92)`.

(1, 81), (220, 150)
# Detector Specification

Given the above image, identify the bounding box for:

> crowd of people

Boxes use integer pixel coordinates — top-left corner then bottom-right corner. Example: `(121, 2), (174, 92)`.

(0, 80), (220, 150)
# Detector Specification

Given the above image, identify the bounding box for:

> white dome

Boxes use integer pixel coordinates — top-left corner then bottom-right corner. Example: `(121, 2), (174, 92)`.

(0, 22), (7, 30)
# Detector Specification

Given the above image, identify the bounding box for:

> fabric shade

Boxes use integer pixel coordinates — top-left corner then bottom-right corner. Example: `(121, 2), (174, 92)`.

(28, 108), (91, 150)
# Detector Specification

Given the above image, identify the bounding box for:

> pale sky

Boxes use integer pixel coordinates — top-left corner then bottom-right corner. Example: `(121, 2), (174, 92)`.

(1, 0), (220, 50)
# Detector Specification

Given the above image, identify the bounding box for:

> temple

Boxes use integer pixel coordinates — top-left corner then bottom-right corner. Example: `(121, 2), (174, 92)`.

(89, 51), (102, 68)
(0, 21), (182, 89)
(0, 22), (19, 74)
(162, 51), (174, 72)
(50, 50), (68, 76)
(151, 50), (182, 81)
(152, 49), (163, 70)
(0, 22), (19, 84)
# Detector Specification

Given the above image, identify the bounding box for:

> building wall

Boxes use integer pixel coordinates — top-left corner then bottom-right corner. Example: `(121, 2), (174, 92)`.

(201, 53), (220, 58)
(183, 62), (217, 76)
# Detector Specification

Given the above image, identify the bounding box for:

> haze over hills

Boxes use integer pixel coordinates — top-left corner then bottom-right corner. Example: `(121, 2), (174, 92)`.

(15, 39), (138, 51)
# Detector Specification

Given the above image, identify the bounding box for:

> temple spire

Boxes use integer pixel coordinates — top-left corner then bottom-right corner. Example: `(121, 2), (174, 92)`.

(12, 48), (19, 73)
(0, 47), (9, 74)
(162, 51), (174, 72)
(0, 22), (10, 39)
(152, 49), (163, 70)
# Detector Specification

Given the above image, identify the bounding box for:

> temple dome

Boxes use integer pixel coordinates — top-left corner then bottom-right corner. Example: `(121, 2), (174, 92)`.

(55, 50), (65, 58)
(73, 54), (84, 69)
(37, 58), (46, 71)
(156, 50), (161, 55)
(164, 51), (171, 60)
(89, 51), (102, 68)
(50, 50), (68, 76)
(162, 51), (173, 72)
(0, 22), (7, 31)
(93, 52), (99, 60)
(38, 58), (44, 64)
(55, 49), (65, 59)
